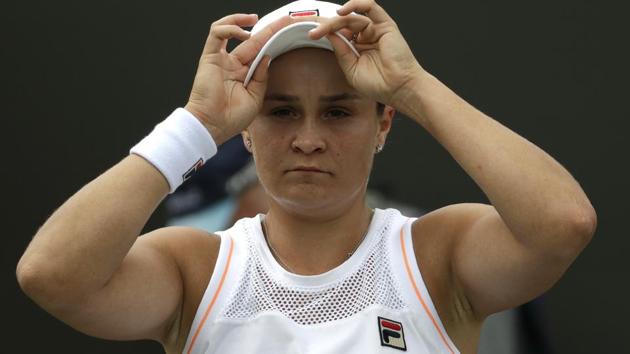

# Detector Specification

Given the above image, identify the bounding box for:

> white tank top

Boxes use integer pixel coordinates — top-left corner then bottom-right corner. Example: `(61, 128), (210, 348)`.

(183, 208), (460, 354)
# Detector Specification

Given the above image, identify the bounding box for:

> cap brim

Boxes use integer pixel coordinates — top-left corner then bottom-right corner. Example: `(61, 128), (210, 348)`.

(244, 21), (358, 86)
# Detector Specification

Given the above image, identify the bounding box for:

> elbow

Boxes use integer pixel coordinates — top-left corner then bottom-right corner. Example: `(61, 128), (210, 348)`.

(17, 257), (46, 303)
(572, 204), (597, 245)
(16, 255), (75, 311)
(16, 257), (54, 304)
(548, 202), (597, 258)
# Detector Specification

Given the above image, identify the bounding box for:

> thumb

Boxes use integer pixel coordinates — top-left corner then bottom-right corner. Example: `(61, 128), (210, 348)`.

(247, 55), (271, 104)
(326, 33), (359, 79)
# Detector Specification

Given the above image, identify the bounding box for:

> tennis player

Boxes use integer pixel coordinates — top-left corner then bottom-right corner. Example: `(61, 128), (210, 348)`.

(17, 1), (596, 353)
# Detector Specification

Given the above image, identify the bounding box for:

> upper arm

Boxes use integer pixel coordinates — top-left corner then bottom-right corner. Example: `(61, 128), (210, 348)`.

(413, 203), (581, 320)
(58, 226), (218, 345)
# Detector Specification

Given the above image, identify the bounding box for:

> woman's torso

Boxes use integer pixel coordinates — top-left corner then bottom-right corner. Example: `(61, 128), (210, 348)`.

(176, 208), (461, 354)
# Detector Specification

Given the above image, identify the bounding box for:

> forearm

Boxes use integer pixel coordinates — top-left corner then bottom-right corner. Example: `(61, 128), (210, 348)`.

(17, 155), (169, 301)
(398, 71), (596, 249)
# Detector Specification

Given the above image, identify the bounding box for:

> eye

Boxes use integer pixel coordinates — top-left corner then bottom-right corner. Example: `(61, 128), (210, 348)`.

(270, 107), (299, 120)
(324, 108), (351, 120)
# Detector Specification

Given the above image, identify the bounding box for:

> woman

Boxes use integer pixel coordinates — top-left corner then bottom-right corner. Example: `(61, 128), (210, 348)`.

(16, 1), (596, 353)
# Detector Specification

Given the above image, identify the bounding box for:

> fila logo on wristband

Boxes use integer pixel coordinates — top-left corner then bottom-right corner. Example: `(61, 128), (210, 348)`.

(130, 108), (217, 193)
(378, 317), (407, 351)
(183, 158), (204, 181)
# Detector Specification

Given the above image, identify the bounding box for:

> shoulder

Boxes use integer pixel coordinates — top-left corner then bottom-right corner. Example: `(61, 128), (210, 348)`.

(139, 226), (222, 273)
(410, 203), (493, 258)
(412, 203), (493, 234)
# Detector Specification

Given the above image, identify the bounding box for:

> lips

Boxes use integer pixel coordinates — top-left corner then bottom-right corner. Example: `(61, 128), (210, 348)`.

(287, 166), (330, 174)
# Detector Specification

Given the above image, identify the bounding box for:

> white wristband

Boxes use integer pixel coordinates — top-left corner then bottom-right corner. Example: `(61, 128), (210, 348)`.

(130, 108), (218, 193)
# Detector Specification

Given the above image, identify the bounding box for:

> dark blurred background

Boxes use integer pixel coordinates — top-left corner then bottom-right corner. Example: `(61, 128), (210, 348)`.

(2, 0), (628, 353)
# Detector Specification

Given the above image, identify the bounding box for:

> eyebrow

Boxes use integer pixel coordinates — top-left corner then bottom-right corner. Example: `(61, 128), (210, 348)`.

(264, 93), (361, 102)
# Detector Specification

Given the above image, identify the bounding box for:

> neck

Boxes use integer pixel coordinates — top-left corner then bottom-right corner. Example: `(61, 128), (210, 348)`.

(263, 198), (374, 275)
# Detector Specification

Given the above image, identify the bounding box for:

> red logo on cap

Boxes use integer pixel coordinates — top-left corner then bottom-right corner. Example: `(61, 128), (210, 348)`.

(289, 9), (319, 17)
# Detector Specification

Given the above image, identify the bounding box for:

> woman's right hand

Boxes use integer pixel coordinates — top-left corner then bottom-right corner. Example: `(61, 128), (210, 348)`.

(185, 14), (293, 145)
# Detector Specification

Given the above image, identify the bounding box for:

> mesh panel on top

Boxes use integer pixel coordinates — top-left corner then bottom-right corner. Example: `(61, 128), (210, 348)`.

(220, 211), (408, 326)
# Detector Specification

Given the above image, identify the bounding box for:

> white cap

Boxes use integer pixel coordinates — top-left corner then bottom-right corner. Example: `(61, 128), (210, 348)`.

(244, 0), (359, 86)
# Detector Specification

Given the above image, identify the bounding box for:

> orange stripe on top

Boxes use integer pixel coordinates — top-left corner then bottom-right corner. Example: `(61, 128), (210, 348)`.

(400, 226), (456, 354)
(187, 236), (234, 354)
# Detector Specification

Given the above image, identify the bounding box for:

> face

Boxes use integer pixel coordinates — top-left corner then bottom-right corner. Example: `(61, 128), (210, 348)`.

(244, 48), (393, 216)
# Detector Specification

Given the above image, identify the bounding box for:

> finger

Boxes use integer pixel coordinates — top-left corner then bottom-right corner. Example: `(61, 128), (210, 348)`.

(246, 55), (271, 103)
(336, 28), (354, 41)
(231, 16), (295, 64)
(203, 14), (258, 55)
(204, 25), (252, 53)
(351, 42), (377, 52)
(337, 0), (393, 24)
(308, 14), (371, 40)
(326, 33), (359, 77)
(213, 13), (258, 27)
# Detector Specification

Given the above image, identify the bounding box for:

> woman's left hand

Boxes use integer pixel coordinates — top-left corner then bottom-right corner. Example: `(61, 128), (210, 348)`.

(308, 0), (425, 107)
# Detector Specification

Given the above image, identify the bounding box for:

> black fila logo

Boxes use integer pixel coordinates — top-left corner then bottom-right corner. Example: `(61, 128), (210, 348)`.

(183, 158), (204, 181)
(378, 316), (406, 351)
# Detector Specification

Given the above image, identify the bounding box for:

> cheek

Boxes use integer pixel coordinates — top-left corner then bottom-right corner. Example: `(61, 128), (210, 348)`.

(248, 122), (286, 179)
(332, 127), (376, 171)
(252, 139), (282, 169)
(249, 118), (282, 151)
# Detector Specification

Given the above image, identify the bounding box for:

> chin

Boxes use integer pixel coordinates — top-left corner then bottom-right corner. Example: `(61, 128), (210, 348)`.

(275, 186), (333, 210)
(268, 182), (366, 218)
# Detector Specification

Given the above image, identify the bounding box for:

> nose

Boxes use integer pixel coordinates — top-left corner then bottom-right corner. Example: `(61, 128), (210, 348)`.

(291, 118), (326, 154)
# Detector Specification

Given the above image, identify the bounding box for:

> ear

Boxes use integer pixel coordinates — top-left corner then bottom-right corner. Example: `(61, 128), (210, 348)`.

(376, 105), (395, 146)
(241, 130), (253, 153)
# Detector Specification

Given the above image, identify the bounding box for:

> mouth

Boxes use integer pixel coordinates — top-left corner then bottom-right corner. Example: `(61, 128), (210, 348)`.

(287, 166), (330, 174)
